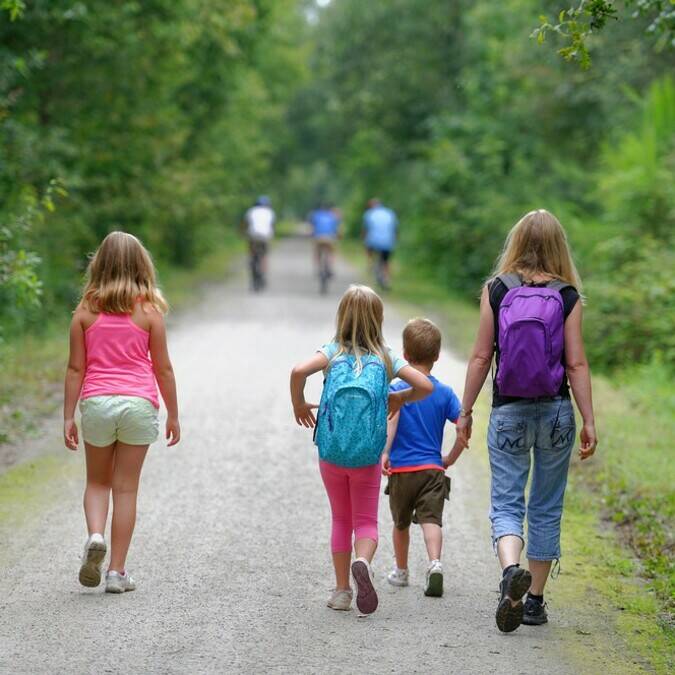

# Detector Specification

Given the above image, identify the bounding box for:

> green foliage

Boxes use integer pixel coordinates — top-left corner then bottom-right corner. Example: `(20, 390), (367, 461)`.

(283, 0), (675, 374)
(534, 1), (675, 68)
(0, 0), (307, 335)
(584, 77), (675, 370)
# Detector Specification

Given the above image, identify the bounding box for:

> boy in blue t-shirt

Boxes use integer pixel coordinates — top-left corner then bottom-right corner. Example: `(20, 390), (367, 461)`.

(382, 318), (467, 597)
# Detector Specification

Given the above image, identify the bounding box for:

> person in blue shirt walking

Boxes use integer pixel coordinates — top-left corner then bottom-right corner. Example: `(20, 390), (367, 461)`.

(382, 318), (467, 597)
(362, 199), (397, 290)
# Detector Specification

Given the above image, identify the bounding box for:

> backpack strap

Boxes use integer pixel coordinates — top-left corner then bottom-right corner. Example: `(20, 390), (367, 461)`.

(497, 273), (522, 290)
(546, 279), (573, 293)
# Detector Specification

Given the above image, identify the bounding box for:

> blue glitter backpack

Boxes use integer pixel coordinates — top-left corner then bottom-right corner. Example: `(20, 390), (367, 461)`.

(315, 353), (389, 468)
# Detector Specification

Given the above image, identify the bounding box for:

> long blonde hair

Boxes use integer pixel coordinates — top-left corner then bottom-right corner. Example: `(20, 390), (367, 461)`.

(81, 231), (168, 314)
(331, 284), (393, 378)
(493, 209), (582, 290)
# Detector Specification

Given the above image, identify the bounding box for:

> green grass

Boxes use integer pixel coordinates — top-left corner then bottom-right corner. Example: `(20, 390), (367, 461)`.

(341, 243), (674, 673)
(0, 239), (243, 447)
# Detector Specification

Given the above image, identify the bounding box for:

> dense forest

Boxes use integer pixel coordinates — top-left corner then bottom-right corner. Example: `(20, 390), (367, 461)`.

(1, 0), (674, 376)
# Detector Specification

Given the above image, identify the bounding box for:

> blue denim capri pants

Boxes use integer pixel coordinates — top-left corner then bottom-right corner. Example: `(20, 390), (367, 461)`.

(487, 397), (576, 561)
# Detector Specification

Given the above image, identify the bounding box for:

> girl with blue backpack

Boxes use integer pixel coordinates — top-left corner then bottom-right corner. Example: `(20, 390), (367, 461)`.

(290, 285), (432, 615)
(457, 209), (597, 633)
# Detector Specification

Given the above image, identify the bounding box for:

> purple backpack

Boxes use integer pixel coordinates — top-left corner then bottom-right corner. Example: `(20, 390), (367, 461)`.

(495, 273), (571, 398)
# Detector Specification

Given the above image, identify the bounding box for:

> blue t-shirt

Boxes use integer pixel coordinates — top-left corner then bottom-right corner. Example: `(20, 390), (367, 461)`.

(319, 342), (407, 377)
(363, 206), (397, 251)
(310, 209), (340, 239)
(389, 375), (461, 470)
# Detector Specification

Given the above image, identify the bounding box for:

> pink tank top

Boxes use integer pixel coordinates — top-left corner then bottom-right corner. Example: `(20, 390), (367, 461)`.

(80, 313), (159, 408)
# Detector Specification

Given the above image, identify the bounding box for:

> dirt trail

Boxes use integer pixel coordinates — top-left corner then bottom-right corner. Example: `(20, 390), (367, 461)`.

(0, 239), (625, 674)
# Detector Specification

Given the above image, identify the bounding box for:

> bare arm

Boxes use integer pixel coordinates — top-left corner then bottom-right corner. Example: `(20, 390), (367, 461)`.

(564, 302), (597, 460)
(381, 411), (400, 474)
(149, 312), (180, 446)
(388, 365), (434, 418)
(63, 314), (86, 450)
(290, 352), (329, 428)
(457, 286), (495, 442)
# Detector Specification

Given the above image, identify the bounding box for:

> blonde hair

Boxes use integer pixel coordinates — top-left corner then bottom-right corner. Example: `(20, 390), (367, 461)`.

(403, 318), (441, 365)
(493, 209), (582, 290)
(331, 284), (393, 377)
(81, 231), (168, 314)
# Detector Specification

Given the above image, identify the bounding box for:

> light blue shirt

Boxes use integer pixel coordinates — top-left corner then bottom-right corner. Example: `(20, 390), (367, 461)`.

(363, 205), (398, 251)
(319, 342), (407, 378)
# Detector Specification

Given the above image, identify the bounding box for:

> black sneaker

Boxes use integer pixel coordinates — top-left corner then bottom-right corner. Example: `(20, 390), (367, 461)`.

(523, 596), (548, 625)
(495, 567), (532, 633)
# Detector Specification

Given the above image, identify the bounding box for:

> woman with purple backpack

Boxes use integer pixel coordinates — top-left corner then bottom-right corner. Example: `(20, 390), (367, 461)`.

(457, 209), (597, 633)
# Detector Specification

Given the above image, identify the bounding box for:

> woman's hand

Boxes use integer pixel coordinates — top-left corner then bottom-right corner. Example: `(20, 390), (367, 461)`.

(381, 453), (391, 476)
(64, 419), (79, 451)
(456, 414), (473, 446)
(166, 416), (181, 446)
(388, 390), (407, 419)
(294, 402), (318, 428)
(579, 421), (597, 460)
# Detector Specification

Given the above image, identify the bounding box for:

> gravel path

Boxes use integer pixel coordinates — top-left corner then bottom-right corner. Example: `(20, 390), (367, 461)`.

(0, 239), (619, 674)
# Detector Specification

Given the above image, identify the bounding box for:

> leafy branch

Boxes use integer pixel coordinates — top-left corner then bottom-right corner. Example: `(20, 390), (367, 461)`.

(532, 1), (675, 68)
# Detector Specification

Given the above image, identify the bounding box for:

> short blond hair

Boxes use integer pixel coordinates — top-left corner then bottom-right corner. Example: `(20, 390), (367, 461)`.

(403, 318), (441, 365)
(81, 231), (168, 314)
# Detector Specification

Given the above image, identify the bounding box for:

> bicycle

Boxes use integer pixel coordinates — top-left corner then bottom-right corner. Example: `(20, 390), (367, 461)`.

(316, 241), (333, 295)
(249, 240), (267, 292)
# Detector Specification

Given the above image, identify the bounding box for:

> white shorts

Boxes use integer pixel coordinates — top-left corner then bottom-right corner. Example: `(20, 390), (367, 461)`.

(80, 395), (159, 447)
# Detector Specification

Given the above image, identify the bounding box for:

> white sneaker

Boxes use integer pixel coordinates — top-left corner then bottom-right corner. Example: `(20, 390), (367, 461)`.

(424, 559), (443, 597)
(105, 570), (136, 594)
(387, 567), (409, 587)
(327, 588), (353, 611)
(78, 533), (106, 587)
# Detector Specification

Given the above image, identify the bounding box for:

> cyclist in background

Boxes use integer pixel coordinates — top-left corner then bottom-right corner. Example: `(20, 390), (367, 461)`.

(242, 196), (276, 291)
(363, 199), (398, 290)
(309, 202), (342, 284)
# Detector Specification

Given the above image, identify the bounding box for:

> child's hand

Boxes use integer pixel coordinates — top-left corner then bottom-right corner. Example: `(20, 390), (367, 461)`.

(294, 402), (318, 428)
(443, 436), (468, 468)
(381, 453), (391, 476)
(166, 416), (181, 446)
(387, 390), (407, 419)
(64, 419), (79, 451)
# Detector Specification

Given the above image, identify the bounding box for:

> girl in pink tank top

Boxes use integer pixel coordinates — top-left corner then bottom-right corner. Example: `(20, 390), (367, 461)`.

(63, 231), (180, 594)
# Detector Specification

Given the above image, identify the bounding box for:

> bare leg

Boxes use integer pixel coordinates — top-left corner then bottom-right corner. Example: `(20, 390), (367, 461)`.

(528, 559), (552, 595)
(354, 537), (377, 563)
(332, 552), (351, 590)
(83, 442), (115, 535)
(393, 527), (410, 569)
(109, 442), (149, 572)
(421, 523), (442, 561)
(497, 535), (524, 570)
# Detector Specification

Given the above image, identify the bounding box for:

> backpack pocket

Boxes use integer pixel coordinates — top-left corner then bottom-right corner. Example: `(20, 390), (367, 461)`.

(498, 318), (559, 397)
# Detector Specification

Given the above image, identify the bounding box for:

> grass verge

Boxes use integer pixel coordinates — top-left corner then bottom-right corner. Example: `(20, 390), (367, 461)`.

(343, 242), (674, 673)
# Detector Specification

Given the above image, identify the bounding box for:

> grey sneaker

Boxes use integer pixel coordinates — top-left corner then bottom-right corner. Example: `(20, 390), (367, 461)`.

(78, 533), (106, 587)
(105, 570), (136, 594)
(387, 567), (409, 587)
(327, 588), (353, 611)
(424, 560), (443, 597)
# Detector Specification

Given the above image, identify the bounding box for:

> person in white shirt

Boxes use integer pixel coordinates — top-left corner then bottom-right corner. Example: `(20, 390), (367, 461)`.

(242, 196), (276, 290)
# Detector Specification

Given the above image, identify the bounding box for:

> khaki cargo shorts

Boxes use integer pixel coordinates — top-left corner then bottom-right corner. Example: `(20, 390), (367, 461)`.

(386, 469), (450, 529)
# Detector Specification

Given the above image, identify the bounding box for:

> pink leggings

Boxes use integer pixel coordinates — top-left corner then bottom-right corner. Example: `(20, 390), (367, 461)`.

(319, 460), (382, 553)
